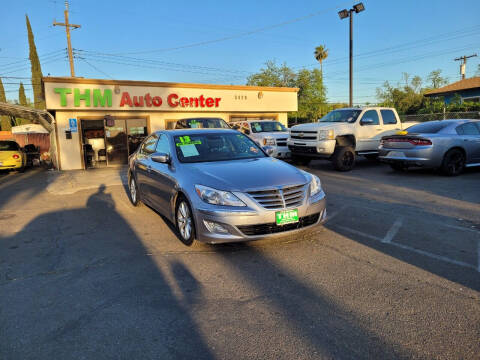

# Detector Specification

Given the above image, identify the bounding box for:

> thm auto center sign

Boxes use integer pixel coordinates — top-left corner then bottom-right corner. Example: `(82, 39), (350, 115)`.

(52, 88), (222, 109)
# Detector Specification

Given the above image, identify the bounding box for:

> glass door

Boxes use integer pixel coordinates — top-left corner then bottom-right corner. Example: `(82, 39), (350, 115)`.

(126, 119), (148, 156)
(105, 119), (128, 165)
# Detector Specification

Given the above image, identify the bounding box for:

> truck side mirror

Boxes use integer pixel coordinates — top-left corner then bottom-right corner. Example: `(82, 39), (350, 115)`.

(244, 129), (251, 135)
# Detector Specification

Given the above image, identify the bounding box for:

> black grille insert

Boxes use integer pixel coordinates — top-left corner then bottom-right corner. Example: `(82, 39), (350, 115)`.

(237, 213), (321, 236)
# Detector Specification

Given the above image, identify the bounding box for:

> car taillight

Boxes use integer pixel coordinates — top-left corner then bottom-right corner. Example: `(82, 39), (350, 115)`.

(409, 139), (432, 146)
(382, 137), (432, 146)
(12, 154), (20, 159)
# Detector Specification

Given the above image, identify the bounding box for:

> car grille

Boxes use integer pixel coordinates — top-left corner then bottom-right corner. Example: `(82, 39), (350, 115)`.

(246, 184), (306, 210)
(237, 213), (320, 236)
(290, 130), (317, 140)
(288, 145), (317, 154)
(276, 138), (288, 147)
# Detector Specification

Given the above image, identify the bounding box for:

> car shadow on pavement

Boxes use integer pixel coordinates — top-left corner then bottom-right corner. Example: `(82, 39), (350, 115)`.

(0, 184), (214, 360)
(210, 242), (415, 359)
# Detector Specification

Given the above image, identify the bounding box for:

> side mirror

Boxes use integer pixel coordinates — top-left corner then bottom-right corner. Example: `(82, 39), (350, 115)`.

(360, 118), (374, 125)
(151, 152), (170, 164)
(263, 146), (275, 156)
(244, 129), (251, 135)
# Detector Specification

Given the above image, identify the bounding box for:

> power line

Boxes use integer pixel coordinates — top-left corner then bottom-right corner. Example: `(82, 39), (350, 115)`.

(112, 2), (352, 55)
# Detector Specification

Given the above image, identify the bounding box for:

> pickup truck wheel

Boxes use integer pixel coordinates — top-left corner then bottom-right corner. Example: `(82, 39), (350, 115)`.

(441, 149), (465, 176)
(332, 146), (355, 171)
(291, 155), (311, 166)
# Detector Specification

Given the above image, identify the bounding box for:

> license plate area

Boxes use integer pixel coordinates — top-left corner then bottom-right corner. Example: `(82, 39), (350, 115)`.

(276, 209), (299, 225)
(387, 151), (405, 158)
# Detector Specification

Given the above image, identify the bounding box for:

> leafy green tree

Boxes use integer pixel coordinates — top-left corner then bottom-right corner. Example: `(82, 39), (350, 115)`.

(247, 61), (327, 122)
(314, 45), (328, 76)
(26, 14), (45, 109)
(246, 60), (296, 87)
(296, 68), (326, 120)
(376, 77), (424, 115)
(427, 69), (448, 89)
(0, 77), (11, 131)
(19, 82), (28, 107)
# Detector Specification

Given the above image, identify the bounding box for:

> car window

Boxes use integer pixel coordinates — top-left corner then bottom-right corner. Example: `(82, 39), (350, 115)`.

(250, 121), (286, 133)
(174, 132), (266, 163)
(140, 134), (158, 155)
(319, 109), (361, 123)
(0, 141), (20, 151)
(407, 122), (451, 133)
(456, 122), (480, 135)
(362, 110), (380, 125)
(155, 134), (170, 154)
(380, 110), (397, 125)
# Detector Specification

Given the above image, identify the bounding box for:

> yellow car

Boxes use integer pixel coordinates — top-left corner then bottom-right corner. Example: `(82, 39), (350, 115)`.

(0, 140), (26, 172)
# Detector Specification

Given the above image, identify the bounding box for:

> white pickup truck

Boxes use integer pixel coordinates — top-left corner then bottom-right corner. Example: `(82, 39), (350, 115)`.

(287, 107), (415, 171)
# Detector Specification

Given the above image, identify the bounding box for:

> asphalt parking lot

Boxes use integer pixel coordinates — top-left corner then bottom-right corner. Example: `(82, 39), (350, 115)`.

(1, 160), (479, 359)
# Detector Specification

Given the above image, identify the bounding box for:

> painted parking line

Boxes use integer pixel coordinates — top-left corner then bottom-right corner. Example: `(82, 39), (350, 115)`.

(327, 205), (480, 272)
(382, 217), (404, 244)
(335, 223), (479, 272)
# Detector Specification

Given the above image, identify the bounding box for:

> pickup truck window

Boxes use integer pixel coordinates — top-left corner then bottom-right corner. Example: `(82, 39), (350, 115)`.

(319, 109), (361, 123)
(362, 110), (380, 125)
(250, 121), (286, 133)
(380, 110), (397, 124)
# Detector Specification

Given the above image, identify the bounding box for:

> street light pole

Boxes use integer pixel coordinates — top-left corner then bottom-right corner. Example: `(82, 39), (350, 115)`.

(349, 9), (353, 107)
(338, 3), (365, 107)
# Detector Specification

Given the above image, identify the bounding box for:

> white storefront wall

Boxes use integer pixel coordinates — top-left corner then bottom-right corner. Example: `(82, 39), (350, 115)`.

(43, 77), (298, 170)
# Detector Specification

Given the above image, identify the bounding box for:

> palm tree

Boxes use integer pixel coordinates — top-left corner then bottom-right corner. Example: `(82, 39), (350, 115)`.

(314, 45), (328, 76)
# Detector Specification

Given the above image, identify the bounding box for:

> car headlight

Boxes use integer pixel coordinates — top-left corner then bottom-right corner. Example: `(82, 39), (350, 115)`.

(263, 138), (276, 146)
(309, 174), (322, 197)
(318, 129), (334, 140)
(195, 185), (246, 207)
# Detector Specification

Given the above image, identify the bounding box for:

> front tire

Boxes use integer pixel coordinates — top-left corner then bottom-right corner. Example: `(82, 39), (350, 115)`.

(128, 175), (141, 206)
(176, 196), (196, 246)
(441, 149), (465, 176)
(332, 146), (355, 171)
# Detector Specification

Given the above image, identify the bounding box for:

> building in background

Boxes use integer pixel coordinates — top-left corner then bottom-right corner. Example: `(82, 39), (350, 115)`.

(43, 77), (298, 170)
(424, 77), (480, 104)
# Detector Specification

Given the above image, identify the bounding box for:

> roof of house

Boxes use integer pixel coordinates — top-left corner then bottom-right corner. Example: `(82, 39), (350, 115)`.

(424, 77), (480, 96)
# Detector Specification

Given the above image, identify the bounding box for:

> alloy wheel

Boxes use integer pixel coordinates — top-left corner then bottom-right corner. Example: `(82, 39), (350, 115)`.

(342, 151), (354, 167)
(130, 178), (137, 203)
(177, 201), (192, 240)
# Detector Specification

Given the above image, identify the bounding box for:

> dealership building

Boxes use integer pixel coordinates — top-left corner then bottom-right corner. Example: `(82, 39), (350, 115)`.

(43, 77), (298, 170)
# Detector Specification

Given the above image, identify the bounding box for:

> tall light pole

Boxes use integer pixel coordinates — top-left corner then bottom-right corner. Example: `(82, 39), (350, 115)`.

(338, 3), (365, 107)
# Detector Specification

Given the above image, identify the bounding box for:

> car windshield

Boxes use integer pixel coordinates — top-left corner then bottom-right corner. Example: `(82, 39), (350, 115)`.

(406, 122), (451, 133)
(174, 133), (266, 163)
(319, 110), (362, 123)
(0, 141), (19, 151)
(185, 118), (230, 129)
(250, 121), (286, 133)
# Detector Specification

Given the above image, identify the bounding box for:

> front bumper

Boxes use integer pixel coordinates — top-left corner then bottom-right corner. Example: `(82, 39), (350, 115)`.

(193, 192), (327, 244)
(378, 146), (440, 168)
(287, 139), (336, 157)
(271, 145), (291, 159)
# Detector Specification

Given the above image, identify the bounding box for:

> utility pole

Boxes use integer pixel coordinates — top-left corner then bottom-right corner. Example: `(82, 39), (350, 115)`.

(53, 0), (80, 77)
(454, 54), (477, 80)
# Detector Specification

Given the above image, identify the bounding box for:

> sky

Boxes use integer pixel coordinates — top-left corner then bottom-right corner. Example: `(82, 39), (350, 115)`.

(1, 0), (480, 105)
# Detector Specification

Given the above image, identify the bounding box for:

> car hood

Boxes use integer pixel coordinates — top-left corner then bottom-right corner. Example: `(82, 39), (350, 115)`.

(290, 122), (350, 131)
(182, 157), (309, 191)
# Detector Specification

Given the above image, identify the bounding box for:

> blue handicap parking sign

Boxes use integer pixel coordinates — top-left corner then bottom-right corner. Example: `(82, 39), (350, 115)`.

(69, 118), (78, 132)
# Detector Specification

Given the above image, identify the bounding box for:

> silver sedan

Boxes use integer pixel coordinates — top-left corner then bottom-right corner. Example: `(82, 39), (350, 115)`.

(379, 119), (480, 175)
(127, 129), (327, 245)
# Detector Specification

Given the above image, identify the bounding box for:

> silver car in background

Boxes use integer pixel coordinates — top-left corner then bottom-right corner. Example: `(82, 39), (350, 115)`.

(379, 119), (480, 175)
(127, 129), (326, 244)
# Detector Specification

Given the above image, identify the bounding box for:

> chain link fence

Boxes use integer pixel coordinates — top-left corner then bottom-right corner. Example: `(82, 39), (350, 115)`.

(400, 111), (480, 123)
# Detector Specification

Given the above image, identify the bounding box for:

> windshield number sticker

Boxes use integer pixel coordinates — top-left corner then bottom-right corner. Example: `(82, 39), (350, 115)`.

(176, 136), (202, 146)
